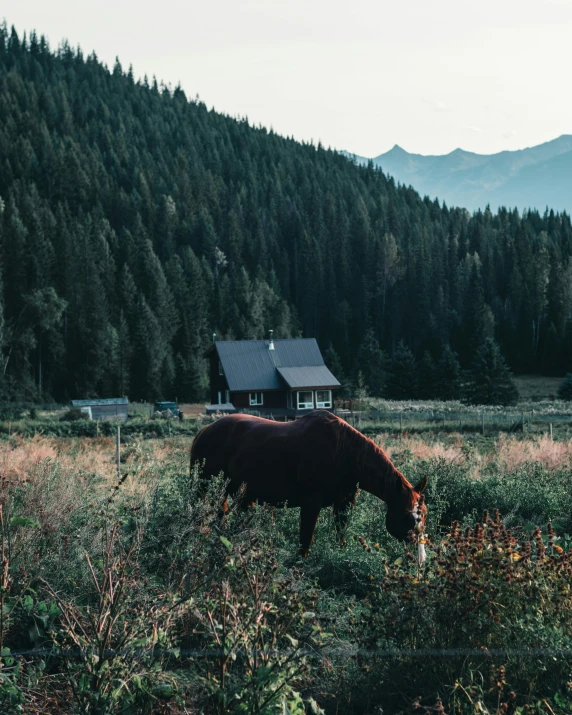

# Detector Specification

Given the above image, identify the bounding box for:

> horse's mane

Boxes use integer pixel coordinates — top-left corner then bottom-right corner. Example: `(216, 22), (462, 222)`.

(323, 413), (415, 505)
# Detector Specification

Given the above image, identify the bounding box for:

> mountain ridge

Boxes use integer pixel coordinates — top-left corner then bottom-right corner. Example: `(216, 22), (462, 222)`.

(344, 135), (572, 213)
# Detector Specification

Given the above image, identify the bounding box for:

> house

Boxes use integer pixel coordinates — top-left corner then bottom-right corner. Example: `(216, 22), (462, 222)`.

(71, 397), (129, 421)
(204, 336), (341, 418)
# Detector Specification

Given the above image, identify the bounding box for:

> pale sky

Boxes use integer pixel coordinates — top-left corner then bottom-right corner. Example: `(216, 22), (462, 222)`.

(6, 0), (572, 157)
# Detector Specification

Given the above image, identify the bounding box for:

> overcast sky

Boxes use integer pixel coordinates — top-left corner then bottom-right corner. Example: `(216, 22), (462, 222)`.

(7, 0), (572, 157)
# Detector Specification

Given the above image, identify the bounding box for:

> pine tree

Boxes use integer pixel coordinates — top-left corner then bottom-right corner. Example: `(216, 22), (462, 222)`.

(436, 345), (462, 400)
(354, 329), (387, 397)
(385, 341), (418, 399)
(418, 351), (437, 400)
(464, 339), (519, 406)
(323, 343), (346, 396)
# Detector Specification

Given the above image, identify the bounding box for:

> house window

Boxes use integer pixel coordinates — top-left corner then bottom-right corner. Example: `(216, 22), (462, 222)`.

(297, 391), (314, 409)
(217, 391), (223, 404)
(249, 392), (263, 406)
(316, 390), (332, 408)
(225, 390), (230, 403)
(218, 361), (224, 376)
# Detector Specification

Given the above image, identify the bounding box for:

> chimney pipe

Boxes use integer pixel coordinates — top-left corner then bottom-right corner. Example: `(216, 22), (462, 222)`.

(268, 329), (275, 351)
(212, 332), (217, 344)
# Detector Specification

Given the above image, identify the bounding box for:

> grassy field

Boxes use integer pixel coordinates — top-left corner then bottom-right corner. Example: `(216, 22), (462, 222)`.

(0, 418), (571, 713)
(513, 374), (564, 401)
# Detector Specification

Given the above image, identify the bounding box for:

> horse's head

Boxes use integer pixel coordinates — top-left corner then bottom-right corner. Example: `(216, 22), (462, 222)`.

(385, 476), (427, 541)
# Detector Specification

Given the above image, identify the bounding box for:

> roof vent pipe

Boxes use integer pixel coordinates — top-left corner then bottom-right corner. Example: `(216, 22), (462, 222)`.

(212, 332), (217, 344)
(268, 329), (275, 351)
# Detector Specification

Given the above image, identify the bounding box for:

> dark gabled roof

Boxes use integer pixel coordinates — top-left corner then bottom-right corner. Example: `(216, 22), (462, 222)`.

(213, 339), (339, 392)
(71, 398), (129, 407)
(276, 366), (340, 389)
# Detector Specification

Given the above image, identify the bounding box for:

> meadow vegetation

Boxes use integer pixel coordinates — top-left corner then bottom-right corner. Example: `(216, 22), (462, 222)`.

(0, 426), (571, 713)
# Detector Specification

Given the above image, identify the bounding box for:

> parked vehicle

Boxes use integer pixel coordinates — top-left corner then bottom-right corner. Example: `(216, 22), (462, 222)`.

(153, 401), (183, 420)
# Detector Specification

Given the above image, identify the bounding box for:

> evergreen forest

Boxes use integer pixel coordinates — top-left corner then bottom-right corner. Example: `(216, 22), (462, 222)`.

(1, 24), (572, 402)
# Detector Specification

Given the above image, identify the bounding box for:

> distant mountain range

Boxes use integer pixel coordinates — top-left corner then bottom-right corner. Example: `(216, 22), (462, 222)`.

(344, 135), (572, 214)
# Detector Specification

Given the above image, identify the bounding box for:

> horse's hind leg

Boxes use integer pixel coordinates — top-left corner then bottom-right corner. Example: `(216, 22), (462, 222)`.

(299, 495), (323, 557)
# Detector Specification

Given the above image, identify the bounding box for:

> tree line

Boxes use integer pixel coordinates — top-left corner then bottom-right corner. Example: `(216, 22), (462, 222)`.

(1, 24), (571, 403)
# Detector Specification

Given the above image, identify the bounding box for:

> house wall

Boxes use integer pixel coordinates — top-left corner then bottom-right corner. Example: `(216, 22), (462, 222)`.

(208, 353), (230, 404)
(232, 391), (288, 409)
(91, 405), (129, 421)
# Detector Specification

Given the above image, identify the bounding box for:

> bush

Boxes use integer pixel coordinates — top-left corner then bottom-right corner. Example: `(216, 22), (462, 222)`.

(354, 515), (572, 714)
(59, 407), (87, 421)
(190, 537), (327, 714)
(0, 406), (24, 421)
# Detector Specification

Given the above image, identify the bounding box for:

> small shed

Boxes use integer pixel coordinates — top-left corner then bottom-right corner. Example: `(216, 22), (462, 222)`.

(71, 398), (129, 421)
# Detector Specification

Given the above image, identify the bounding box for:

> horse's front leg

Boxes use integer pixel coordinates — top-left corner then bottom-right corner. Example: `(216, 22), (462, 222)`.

(333, 489), (359, 548)
(299, 494), (323, 557)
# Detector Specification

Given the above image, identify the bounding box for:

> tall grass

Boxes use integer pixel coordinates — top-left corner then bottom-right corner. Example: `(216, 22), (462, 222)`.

(0, 431), (570, 713)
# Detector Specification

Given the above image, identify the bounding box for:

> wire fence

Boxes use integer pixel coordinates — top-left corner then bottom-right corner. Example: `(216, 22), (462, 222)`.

(6, 645), (572, 660)
(339, 408), (572, 435)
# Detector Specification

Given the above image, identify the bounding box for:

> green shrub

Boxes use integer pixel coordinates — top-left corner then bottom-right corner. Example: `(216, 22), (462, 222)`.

(391, 455), (572, 535)
(43, 524), (185, 715)
(190, 536), (327, 714)
(59, 407), (87, 421)
(0, 406), (24, 421)
(353, 516), (572, 714)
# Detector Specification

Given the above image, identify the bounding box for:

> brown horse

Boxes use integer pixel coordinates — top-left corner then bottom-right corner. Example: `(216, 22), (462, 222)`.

(190, 410), (427, 555)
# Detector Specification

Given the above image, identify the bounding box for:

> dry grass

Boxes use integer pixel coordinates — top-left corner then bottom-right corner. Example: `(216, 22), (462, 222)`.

(0, 434), (113, 481)
(493, 432), (572, 471)
(375, 432), (572, 477)
(0, 434), (192, 493)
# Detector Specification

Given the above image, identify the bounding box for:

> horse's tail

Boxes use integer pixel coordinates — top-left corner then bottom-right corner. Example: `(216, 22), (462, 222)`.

(190, 422), (210, 477)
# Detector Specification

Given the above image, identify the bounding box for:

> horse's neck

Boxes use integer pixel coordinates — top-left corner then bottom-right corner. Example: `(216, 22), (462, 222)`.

(349, 432), (409, 504)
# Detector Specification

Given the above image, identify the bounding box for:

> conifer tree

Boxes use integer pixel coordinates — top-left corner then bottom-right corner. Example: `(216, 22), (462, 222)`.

(354, 329), (387, 397)
(323, 344), (346, 396)
(418, 351), (438, 400)
(385, 341), (418, 399)
(436, 345), (462, 400)
(464, 339), (519, 406)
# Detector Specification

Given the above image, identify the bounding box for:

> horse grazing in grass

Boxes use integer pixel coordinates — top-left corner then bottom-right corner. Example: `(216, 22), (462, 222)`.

(190, 411), (427, 556)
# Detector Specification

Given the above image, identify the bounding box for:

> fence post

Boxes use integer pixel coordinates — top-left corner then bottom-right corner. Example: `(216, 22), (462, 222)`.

(116, 424), (121, 481)
(522, 412), (525, 433)
(550, 423), (553, 440)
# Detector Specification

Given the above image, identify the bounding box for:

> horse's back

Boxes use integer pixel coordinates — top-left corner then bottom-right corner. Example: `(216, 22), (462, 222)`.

(190, 412), (342, 505)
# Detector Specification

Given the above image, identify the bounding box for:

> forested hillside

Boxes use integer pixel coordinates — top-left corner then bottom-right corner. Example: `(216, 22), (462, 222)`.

(1, 24), (571, 402)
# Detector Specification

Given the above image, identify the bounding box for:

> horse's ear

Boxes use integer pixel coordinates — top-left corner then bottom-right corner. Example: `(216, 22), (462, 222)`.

(413, 476), (427, 494)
